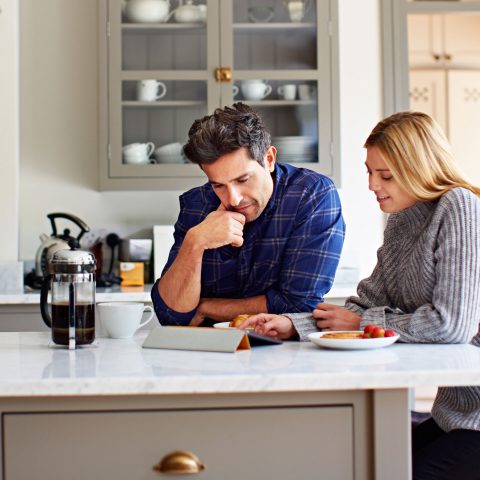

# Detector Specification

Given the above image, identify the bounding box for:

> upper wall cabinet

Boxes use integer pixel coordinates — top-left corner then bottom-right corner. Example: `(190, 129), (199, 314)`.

(408, 13), (480, 68)
(98, 0), (340, 191)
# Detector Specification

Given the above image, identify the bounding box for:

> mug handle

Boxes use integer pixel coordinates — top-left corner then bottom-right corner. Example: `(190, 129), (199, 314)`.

(156, 81), (167, 100)
(277, 86), (284, 96)
(263, 84), (272, 98)
(146, 142), (155, 157)
(232, 85), (239, 98)
(138, 305), (154, 328)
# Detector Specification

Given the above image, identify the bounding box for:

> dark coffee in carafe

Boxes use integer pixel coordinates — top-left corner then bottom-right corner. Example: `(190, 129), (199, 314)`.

(51, 302), (95, 345)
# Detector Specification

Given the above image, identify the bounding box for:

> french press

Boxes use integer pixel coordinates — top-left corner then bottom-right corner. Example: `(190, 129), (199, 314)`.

(40, 240), (96, 349)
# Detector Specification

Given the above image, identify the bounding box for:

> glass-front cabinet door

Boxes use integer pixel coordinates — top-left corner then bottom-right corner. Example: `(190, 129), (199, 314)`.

(99, 0), (339, 190)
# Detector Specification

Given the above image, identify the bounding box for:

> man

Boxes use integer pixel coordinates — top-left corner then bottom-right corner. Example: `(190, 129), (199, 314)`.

(151, 103), (345, 326)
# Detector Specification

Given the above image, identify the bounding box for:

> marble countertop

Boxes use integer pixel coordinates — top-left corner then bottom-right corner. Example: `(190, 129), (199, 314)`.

(1, 331), (480, 397)
(0, 285), (357, 305)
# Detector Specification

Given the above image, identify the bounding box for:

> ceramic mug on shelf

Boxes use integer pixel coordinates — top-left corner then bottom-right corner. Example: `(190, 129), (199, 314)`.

(122, 142), (155, 164)
(97, 302), (154, 339)
(240, 80), (272, 101)
(298, 84), (316, 101)
(285, 0), (310, 23)
(277, 84), (297, 100)
(137, 79), (167, 102)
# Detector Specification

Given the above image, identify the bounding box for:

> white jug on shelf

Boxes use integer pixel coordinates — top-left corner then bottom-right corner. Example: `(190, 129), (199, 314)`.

(125, 0), (171, 23)
(170, 0), (206, 23)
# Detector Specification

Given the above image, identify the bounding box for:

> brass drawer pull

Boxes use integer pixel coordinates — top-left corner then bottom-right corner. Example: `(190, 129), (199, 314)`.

(153, 450), (206, 475)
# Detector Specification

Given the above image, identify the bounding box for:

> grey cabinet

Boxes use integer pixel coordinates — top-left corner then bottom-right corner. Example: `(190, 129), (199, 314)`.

(99, 0), (340, 190)
(2, 393), (369, 479)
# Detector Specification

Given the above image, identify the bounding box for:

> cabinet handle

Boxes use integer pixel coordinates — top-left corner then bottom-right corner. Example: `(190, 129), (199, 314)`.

(215, 67), (233, 82)
(153, 450), (206, 475)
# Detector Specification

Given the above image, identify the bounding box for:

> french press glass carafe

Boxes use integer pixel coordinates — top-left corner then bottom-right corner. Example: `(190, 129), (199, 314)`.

(40, 241), (96, 349)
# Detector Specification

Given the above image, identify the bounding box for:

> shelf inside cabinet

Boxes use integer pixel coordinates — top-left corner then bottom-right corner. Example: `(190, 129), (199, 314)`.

(243, 100), (315, 107)
(122, 100), (205, 107)
(122, 23), (206, 32)
(233, 22), (316, 30)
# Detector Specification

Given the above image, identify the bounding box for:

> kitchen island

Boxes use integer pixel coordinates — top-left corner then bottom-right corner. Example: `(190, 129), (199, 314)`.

(1, 332), (480, 479)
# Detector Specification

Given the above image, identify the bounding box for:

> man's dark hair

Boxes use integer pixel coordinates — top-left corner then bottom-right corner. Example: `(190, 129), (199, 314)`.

(183, 102), (271, 166)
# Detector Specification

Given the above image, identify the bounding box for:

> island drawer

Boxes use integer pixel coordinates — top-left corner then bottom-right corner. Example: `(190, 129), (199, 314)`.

(3, 405), (354, 479)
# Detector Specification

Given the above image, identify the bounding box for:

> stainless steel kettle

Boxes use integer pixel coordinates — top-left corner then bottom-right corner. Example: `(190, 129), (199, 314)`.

(35, 213), (90, 279)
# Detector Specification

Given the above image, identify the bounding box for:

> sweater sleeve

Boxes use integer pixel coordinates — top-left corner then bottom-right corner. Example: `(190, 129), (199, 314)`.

(350, 190), (480, 344)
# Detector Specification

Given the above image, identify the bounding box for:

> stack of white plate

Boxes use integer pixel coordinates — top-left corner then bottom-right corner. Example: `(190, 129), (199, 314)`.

(271, 136), (316, 163)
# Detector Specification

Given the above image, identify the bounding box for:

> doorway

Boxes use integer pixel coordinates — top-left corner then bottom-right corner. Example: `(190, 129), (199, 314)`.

(382, 0), (480, 184)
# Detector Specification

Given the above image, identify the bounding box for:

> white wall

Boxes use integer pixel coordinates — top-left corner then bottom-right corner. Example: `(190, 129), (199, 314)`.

(16, 0), (383, 279)
(0, 0), (19, 262)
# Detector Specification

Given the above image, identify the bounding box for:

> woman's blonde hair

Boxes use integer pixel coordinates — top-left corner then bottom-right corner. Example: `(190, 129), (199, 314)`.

(364, 111), (480, 200)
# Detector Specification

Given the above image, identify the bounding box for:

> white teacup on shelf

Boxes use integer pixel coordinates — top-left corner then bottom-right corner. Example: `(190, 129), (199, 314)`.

(122, 142), (155, 164)
(248, 5), (274, 23)
(154, 142), (184, 163)
(277, 84), (297, 100)
(241, 80), (272, 101)
(137, 79), (167, 102)
(298, 84), (316, 101)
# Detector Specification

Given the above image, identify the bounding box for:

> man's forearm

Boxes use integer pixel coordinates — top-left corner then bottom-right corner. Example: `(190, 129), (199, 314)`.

(158, 232), (204, 312)
(196, 296), (268, 322)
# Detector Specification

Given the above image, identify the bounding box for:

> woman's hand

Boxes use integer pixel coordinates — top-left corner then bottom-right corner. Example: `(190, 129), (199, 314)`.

(313, 303), (361, 331)
(239, 313), (296, 340)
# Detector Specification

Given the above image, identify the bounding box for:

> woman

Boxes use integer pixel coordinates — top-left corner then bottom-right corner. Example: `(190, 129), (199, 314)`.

(241, 111), (480, 479)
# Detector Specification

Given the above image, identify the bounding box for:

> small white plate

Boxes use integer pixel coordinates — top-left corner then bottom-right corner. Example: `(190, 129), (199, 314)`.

(308, 331), (399, 350)
(213, 322), (232, 329)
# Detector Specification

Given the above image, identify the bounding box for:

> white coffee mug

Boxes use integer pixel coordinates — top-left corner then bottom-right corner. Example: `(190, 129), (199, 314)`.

(122, 142), (155, 164)
(298, 84), (316, 101)
(277, 84), (297, 100)
(286, 0), (310, 23)
(240, 80), (272, 101)
(137, 79), (167, 102)
(98, 302), (154, 339)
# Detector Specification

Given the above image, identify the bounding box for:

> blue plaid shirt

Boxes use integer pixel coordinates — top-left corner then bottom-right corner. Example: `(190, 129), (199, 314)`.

(152, 163), (345, 325)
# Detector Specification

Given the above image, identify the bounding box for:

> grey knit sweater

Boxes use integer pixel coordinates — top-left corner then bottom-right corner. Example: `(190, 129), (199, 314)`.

(289, 187), (480, 432)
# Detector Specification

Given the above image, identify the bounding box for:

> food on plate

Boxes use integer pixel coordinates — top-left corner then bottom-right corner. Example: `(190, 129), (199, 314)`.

(321, 325), (399, 340)
(361, 324), (398, 338)
(321, 332), (363, 339)
(363, 324), (377, 336)
(229, 314), (253, 328)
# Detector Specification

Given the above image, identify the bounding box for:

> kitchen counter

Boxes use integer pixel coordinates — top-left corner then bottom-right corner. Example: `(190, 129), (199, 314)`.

(1, 331), (479, 480)
(0, 284), (155, 304)
(0, 284), (357, 305)
(1, 331), (479, 397)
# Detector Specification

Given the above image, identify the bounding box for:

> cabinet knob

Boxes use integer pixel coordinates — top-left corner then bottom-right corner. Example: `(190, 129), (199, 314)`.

(433, 53), (441, 61)
(153, 450), (206, 475)
(215, 67), (233, 82)
(444, 53), (452, 61)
